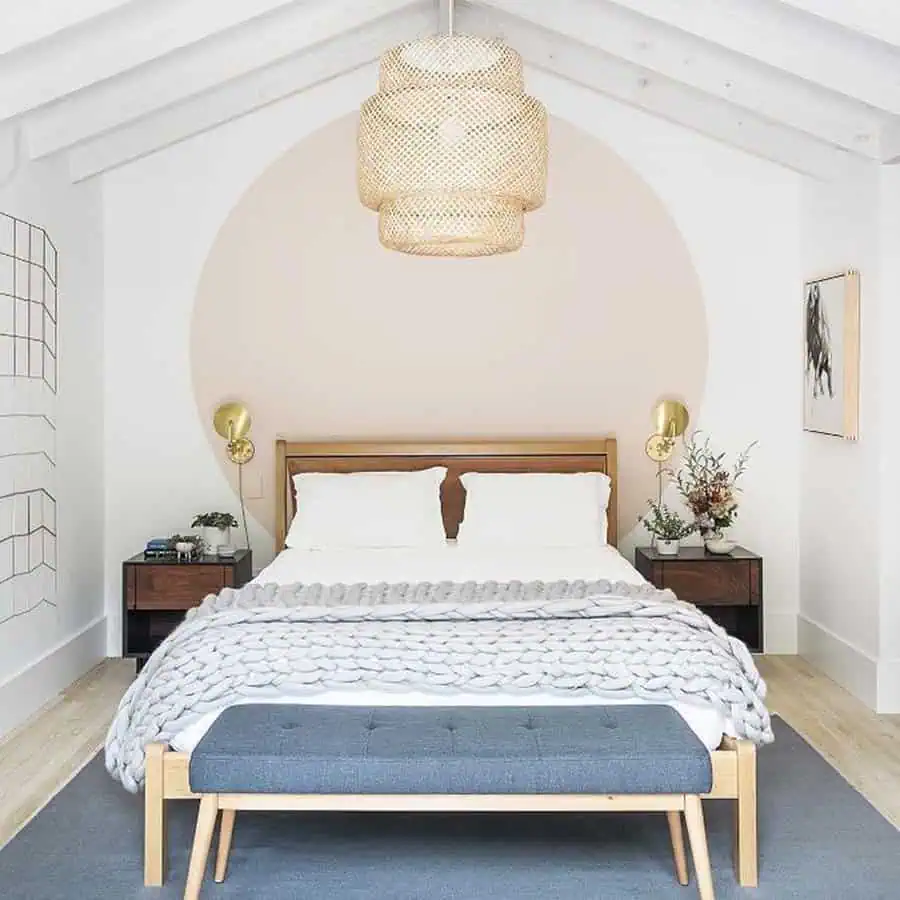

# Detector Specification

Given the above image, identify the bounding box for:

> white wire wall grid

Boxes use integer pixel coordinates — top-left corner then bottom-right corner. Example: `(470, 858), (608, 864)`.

(0, 212), (57, 625)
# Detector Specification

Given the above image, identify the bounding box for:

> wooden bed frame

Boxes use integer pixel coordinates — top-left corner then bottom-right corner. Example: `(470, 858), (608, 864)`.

(143, 438), (758, 889)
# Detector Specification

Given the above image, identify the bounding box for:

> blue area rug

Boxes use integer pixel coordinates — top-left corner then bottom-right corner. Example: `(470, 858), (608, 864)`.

(0, 718), (897, 898)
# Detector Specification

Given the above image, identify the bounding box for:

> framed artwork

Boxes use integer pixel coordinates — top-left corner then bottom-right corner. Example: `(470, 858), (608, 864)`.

(803, 270), (860, 439)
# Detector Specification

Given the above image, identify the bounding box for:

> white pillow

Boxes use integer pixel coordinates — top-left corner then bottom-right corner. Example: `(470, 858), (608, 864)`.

(456, 472), (611, 547)
(285, 467), (447, 549)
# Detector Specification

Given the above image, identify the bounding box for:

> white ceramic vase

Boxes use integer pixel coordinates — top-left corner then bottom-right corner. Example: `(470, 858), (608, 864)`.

(656, 538), (680, 556)
(203, 526), (230, 553)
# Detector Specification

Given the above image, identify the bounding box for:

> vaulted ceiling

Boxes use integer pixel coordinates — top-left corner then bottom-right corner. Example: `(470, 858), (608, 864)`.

(1, 0), (899, 182)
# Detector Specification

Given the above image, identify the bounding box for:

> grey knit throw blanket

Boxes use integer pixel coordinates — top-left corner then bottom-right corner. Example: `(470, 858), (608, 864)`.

(105, 579), (773, 793)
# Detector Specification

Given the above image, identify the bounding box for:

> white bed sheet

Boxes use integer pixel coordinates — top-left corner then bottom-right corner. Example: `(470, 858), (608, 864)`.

(169, 544), (735, 753)
(252, 543), (647, 587)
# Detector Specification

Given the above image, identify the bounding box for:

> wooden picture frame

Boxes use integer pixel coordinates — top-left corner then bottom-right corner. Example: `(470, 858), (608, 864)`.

(803, 270), (860, 439)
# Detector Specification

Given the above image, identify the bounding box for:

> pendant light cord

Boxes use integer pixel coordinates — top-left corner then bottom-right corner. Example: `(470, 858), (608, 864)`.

(440, 0), (454, 35)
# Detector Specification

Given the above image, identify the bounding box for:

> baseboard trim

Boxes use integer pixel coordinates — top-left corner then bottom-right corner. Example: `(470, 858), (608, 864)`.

(763, 611), (798, 655)
(877, 658), (900, 713)
(797, 614), (878, 709)
(0, 615), (107, 739)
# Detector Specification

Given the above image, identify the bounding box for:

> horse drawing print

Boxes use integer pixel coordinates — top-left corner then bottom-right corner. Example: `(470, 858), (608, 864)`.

(806, 283), (834, 400)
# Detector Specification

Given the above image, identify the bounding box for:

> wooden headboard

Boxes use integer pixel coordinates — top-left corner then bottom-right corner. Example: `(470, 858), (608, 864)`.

(275, 438), (618, 551)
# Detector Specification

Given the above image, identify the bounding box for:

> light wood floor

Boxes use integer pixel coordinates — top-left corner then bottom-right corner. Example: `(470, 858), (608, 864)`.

(0, 655), (898, 850)
(0, 659), (134, 849)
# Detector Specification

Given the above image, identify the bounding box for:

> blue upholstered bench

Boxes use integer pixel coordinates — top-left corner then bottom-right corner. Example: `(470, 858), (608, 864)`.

(183, 705), (716, 900)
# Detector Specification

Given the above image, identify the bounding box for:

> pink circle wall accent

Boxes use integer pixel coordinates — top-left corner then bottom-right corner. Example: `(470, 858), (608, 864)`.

(192, 113), (707, 543)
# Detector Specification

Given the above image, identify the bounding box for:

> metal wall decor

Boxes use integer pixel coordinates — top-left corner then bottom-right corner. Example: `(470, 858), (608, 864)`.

(0, 211), (58, 625)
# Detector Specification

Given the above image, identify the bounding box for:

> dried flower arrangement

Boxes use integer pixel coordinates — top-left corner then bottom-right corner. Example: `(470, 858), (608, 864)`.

(672, 433), (756, 538)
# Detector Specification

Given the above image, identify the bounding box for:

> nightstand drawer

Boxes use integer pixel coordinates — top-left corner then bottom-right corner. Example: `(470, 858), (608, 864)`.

(134, 566), (225, 610)
(661, 561), (752, 606)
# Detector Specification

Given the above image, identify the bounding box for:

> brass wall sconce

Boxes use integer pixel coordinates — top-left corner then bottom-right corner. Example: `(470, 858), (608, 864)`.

(644, 399), (690, 463)
(213, 402), (256, 465)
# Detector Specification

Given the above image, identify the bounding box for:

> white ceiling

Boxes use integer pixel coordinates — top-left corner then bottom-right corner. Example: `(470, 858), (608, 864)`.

(1, 0), (899, 181)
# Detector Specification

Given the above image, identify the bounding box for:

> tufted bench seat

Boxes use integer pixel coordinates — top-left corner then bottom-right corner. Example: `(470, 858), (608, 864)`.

(183, 704), (716, 899)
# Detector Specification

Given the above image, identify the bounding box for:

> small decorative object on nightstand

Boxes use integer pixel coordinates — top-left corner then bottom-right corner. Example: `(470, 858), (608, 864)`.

(673, 432), (756, 553)
(191, 512), (239, 554)
(635, 545), (763, 652)
(123, 548), (252, 672)
(640, 500), (695, 556)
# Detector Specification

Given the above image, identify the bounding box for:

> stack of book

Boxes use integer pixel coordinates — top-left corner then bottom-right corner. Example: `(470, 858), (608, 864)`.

(144, 537), (176, 560)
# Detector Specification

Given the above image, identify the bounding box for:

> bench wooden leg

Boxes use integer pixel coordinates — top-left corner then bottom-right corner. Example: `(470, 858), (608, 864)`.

(666, 810), (689, 886)
(684, 796), (715, 900)
(144, 743), (167, 887)
(734, 740), (758, 887)
(214, 809), (236, 883)
(184, 794), (219, 900)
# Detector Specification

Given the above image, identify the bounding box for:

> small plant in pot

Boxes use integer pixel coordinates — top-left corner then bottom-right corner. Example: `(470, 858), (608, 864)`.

(641, 501), (695, 556)
(191, 512), (238, 553)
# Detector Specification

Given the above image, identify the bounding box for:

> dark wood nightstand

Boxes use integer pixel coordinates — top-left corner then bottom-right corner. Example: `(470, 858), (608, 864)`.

(123, 549), (252, 671)
(635, 546), (763, 652)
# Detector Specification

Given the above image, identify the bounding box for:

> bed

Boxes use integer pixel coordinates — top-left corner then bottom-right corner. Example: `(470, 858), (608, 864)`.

(127, 438), (763, 888)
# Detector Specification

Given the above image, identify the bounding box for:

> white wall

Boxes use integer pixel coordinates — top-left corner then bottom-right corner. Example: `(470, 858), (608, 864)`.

(547, 76), (803, 653)
(0, 151), (106, 737)
(876, 166), (900, 711)
(798, 164), (900, 711)
(101, 66), (802, 657)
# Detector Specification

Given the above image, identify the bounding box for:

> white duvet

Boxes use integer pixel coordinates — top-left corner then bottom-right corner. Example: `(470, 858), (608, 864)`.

(170, 544), (734, 753)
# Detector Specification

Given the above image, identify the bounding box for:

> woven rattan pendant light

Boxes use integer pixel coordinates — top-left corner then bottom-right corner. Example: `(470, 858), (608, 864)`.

(358, 0), (548, 257)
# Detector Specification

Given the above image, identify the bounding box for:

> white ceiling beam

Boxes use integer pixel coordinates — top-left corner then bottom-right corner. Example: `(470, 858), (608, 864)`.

(0, 126), (21, 186)
(0, 0), (137, 56)
(476, 0), (886, 158)
(0, 0), (418, 123)
(597, 0), (900, 115)
(459, 6), (859, 181)
(775, 0), (900, 49)
(67, 8), (434, 181)
(25, 0), (426, 159)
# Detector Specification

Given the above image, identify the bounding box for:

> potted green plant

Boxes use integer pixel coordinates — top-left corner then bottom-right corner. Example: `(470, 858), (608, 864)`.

(191, 512), (238, 553)
(641, 500), (695, 556)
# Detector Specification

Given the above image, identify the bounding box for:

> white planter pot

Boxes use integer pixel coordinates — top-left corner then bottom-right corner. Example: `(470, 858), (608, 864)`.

(203, 526), (230, 553)
(656, 538), (680, 556)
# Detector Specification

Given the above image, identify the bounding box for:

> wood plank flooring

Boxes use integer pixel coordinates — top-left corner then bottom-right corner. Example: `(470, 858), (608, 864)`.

(0, 659), (134, 849)
(0, 655), (898, 850)
(757, 655), (900, 828)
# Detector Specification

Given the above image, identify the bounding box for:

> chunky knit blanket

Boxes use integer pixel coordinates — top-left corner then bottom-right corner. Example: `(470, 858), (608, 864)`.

(105, 579), (772, 792)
